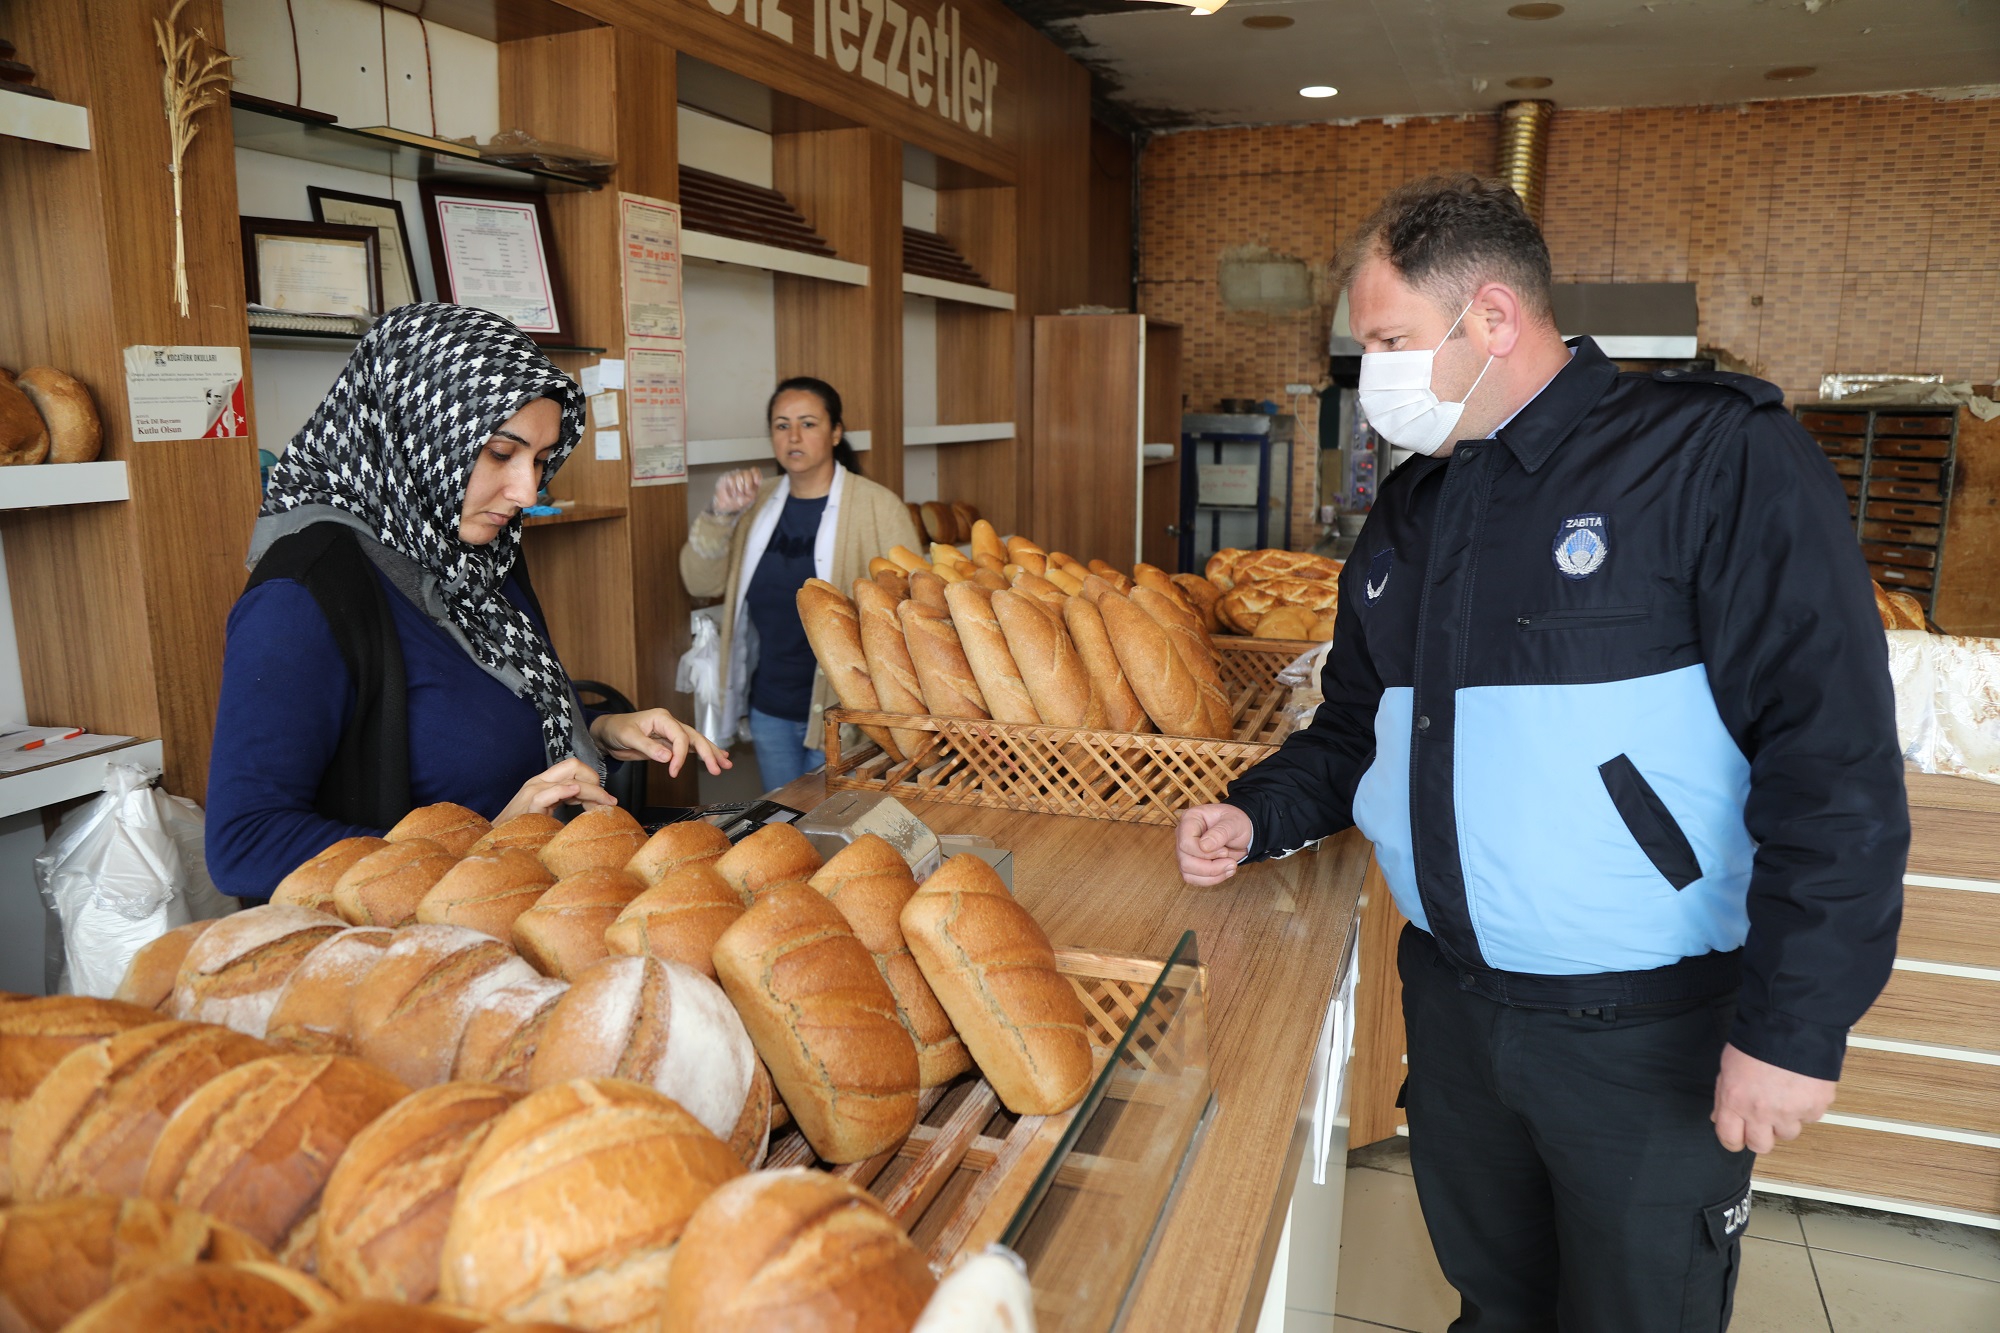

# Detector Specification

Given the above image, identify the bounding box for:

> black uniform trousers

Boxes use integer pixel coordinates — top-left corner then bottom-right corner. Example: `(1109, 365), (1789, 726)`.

(1399, 924), (1756, 1333)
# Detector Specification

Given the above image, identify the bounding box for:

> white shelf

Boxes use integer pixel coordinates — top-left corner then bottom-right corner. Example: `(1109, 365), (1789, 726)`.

(906, 422), (1015, 446)
(900, 274), (1015, 310)
(0, 461), (129, 509)
(0, 738), (162, 821)
(682, 231), (870, 286)
(0, 94), (90, 150)
(687, 430), (874, 468)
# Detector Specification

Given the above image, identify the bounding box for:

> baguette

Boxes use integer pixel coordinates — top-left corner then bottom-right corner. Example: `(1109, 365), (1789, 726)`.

(899, 600), (989, 719)
(115, 920), (220, 1012)
(715, 822), (824, 903)
(853, 579), (930, 760)
(928, 541), (968, 571)
(886, 544), (931, 575)
(385, 803), (491, 857)
(868, 555), (901, 579)
(510, 868), (644, 980)
(0, 1197), (271, 1333)
(1043, 564), (1084, 596)
(332, 839), (456, 928)
(1003, 534), (1043, 559)
(604, 861), (745, 978)
(971, 567), (1008, 593)
(873, 565), (910, 601)
(1131, 584), (1233, 737)
(538, 805), (647, 879)
(272, 837), (386, 914)
(415, 847), (554, 939)
(900, 854), (1094, 1115)
(464, 812), (562, 857)
(942, 581), (1040, 724)
(1171, 573), (1225, 632)
(450, 976), (568, 1090)
(797, 578), (902, 761)
(349, 925), (539, 1088)
(907, 569), (949, 614)
(263, 927), (394, 1055)
(992, 589), (1104, 729)
(1132, 561), (1189, 612)
(1098, 590), (1222, 738)
(1006, 569), (1068, 622)
(1064, 596), (1152, 733)
(0, 997), (161, 1201)
(969, 518), (1006, 563)
(170, 905), (348, 1037)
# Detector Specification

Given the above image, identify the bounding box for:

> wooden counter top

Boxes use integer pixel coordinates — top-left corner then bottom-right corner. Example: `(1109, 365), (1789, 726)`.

(771, 774), (1369, 1332)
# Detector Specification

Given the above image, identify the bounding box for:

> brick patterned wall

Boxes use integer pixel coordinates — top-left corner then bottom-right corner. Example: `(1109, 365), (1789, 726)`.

(1138, 93), (2000, 550)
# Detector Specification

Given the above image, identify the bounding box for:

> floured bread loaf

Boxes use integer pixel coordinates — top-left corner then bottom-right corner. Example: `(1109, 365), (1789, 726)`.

(114, 921), (219, 1013)
(604, 861), (746, 979)
(271, 837), (386, 914)
(57, 1260), (335, 1332)
(169, 906), (346, 1038)
(415, 847), (554, 939)
(262, 927), (394, 1055)
(349, 926), (538, 1087)
(0, 996), (159, 1201)
(332, 839), (456, 928)
(451, 976), (568, 1091)
(510, 868), (644, 980)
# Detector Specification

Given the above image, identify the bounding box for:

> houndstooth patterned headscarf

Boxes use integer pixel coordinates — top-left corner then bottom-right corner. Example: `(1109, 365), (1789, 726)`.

(259, 303), (591, 767)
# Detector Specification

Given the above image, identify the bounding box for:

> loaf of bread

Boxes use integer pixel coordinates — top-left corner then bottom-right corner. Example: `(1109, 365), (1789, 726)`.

(315, 1081), (517, 1302)
(1043, 563), (1084, 595)
(528, 955), (760, 1161)
(115, 920), (220, 1012)
(12, 1021), (273, 1201)
(902, 854), (1095, 1115)
(1064, 596), (1152, 734)
(711, 884), (921, 1163)
(604, 861), (745, 978)
(944, 581), (1041, 725)
(993, 589), (1105, 729)
(900, 600), (989, 719)
(1230, 548), (1343, 585)
(1873, 581), (1927, 631)
(905, 569), (947, 615)
(271, 837), (387, 914)
(140, 1053), (410, 1265)
(332, 839), (457, 928)
(796, 578), (902, 761)
(852, 578), (930, 759)
(716, 822), (824, 903)
(0, 377), (49, 467)
(970, 519), (1006, 564)
(662, 1168), (936, 1333)
(887, 543), (930, 575)
(465, 812), (563, 856)
(626, 819), (731, 887)
(59, 1260), (336, 1333)
(1205, 547), (1246, 589)
(414, 847), (555, 939)
(952, 501), (979, 537)
(1007, 570), (1068, 622)
(510, 868), (644, 980)
(1172, 573), (1225, 632)
(874, 565), (911, 601)
(450, 976), (568, 1090)
(439, 1078), (744, 1326)
(538, 806), (647, 879)
(170, 905), (348, 1038)
(0, 1196), (272, 1333)
(385, 803), (491, 857)
(1097, 591), (1219, 737)
(263, 927), (394, 1055)
(1131, 585), (1232, 737)
(1254, 605), (1318, 640)
(1218, 576), (1340, 634)
(971, 567), (1008, 593)
(0, 996), (159, 1201)
(349, 925), (539, 1088)
(920, 500), (958, 545)
(1132, 561), (1188, 611)
(288, 1303), (491, 1332)
(809, 835), (969, 1087)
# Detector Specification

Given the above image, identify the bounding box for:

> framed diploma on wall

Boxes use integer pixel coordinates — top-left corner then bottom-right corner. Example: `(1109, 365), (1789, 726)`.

(419, 182), (572, 344)
(240, 217), (381, 317)
(308, 187), (421, 311)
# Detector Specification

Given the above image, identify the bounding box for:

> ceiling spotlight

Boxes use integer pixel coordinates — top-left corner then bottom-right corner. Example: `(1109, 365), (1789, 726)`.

(1507, 3), (1565, 18)
(1506, 75), (1554, 89)
(1764, 65), (1816, 80)
(1243, 14), (1294, 28)
(1300, 85), (1338, 98)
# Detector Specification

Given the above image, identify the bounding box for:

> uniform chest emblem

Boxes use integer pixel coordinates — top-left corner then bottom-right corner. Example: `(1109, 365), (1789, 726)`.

(1365, 546), (1394, 604)
(1553, 513), (1609, 580)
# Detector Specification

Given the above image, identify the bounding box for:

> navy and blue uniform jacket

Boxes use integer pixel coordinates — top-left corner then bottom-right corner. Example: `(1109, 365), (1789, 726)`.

(1224, 338), (1907, 1081)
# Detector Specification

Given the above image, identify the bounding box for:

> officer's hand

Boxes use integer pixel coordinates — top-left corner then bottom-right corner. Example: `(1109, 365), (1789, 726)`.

(1711, 1043), (1837, 1154)
(1177, 804), (1253, 886)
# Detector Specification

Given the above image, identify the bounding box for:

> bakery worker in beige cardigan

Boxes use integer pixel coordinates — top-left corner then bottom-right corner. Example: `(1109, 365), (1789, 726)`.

(680, 376), (921, 788)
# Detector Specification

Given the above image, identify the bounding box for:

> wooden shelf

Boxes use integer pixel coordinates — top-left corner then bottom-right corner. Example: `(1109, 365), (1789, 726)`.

(0, 461), (129, 509)
(902, 273), (1015, 310)
(230, 99), (603, 192)
(686, 430), (874, 467)
(0, 738), (161, 821)
(249, 328), (606, 355)
(906, 422), (1015, 446)
(522, 502), (625, 528)
(682, 229), (869, 286)
(0, 91), (89, 150)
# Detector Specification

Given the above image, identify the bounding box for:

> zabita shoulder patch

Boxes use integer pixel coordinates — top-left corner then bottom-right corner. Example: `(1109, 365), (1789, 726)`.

(1553, 513), (1609, 580)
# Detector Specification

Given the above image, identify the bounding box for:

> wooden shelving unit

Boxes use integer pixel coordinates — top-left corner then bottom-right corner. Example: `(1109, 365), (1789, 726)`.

(0, 91), (89, 150)
(229, 97), (603, 192)
(902, 273), (1014, 310)
(246, 327), (606, 355)
(681, 230), (869, 286)
(0, 738), (162, 821)
(0, 461), (129, 509)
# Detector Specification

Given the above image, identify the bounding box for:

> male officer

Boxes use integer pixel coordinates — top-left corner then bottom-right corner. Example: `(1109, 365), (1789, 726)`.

(1177, 176), (1906, 1331)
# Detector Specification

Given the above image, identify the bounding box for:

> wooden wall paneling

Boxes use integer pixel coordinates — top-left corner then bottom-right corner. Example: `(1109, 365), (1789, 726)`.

(1031, 314), (1140, 564)
(1759, 1119), (2000, 1218)
(1088, 120), (1134, 311)
(1346, 854), (1409, 1148)
(1831, 1044), (2000, 1136)
(1141, 318), (1182, 570)
(1852, 968), (2000, 1055)
(936, 307), (1017, 533)
(1898, 884), (2000, 969)
(1906, 772), (2000, 880)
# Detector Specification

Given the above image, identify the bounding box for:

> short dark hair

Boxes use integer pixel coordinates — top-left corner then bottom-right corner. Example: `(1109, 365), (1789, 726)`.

(1335, 174), (1554, 326)
(767, 375), (859, 471)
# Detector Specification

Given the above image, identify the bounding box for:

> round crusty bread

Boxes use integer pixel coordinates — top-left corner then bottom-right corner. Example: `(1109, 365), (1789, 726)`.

(661, 1168), (936, 1333)
(1217, 576), (1340, 635)
(16, 367), (102, 464)
(1230, 547), (1343, 585)
(603, 860), (745, 979)
(0, 376), (49, 467)
(349, 925), (539, 1089)
(58, 1260), (336, 1333)
(415, 847), (554, 939)
(262, 927), (395, 1055)
(271, 837), (387, 914)
(538, 805), (647, 880)
(332, 838), (457, 928)
(510, 867), (643, 980)
(451, 976), (569, 1090)
(12, 1021), (273, 1202)
(438, 1078), (745, 1325)
(114, 919), (220, 1012)
(169, 905), (348, 1038)
(465, 811), (563, 856)
(0, 995), (160, 1202)
(714, 822), (824, 904)
(314, 1081), (518, 1303)
(625, 819), (731, 887)
(141, 1053), (410, 1265)
(384, 803), (491, 857)
(0, 1196), (272, 1333)
(1885, 588), (1927, 631)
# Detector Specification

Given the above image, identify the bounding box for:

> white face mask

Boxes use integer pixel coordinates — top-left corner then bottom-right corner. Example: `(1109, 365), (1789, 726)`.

(1357, 299), (1494, 455)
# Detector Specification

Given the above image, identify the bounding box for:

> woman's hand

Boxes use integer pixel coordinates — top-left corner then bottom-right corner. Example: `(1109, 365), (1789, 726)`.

(710, 467), (763, 517)
(497, 757), (614, 823)
(591, 709), (733, 777)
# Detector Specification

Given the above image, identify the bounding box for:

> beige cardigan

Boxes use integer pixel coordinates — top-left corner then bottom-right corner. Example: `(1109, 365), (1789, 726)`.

(680, 467), (920, 749)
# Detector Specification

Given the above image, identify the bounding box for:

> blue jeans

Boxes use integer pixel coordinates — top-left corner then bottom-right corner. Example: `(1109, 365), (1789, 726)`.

(748, 707), (824, 791)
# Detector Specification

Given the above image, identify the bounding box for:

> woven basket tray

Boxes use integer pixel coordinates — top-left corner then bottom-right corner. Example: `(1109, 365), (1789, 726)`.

(824, 637), (1316, 826)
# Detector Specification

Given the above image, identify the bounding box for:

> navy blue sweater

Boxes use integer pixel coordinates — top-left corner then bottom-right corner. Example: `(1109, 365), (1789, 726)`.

(206, 566), (558, 899)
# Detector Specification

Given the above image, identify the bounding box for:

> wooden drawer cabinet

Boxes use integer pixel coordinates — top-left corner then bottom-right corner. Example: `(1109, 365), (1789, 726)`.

(1875, 414), (1954, 436)
(1863, 520), (1941, 546)
(1870, 563), (1933, 590)
(1863, 542), (1937, 570)
(1872, 436), (1950, 460)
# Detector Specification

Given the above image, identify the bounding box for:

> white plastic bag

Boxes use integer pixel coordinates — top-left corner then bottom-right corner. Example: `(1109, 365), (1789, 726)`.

(676, 610), (728, 744)
(34, 762), (233, 997)
(1270, 641), (1334, 744)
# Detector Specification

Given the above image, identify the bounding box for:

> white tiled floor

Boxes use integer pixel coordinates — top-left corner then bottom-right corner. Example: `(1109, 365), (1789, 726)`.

(1287, 1138), (2000, 1333)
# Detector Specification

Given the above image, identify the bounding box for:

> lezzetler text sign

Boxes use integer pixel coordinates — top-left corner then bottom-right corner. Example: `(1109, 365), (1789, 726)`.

(699, 0), (1005, 140)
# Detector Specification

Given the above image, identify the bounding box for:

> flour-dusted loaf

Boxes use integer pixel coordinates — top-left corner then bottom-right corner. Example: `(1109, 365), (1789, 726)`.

(170, 905), (347, 1038)
(853, 577), (931, 759)
(332, 839), (457, 928)
(1097, 589), (1226, 739)
(943, 581), (1041, 725)
(12, 1021), (273, 1202)
(626, 818), (732, 887)
(604, 861), (746, 979)
(809, 835), (970, 1087)
(414, 847), (555, 939)
(438, 1078), (744, 1327)
(510, 867), (644, 980)
(901, 853), (1095, 1116)
(0, 996), (159, 1202)
(450, 976), (568, 1091)
(992, 588), (1105, 730)
(272, 837), (387, 914)
(798, 577), (902, 759)
(57, 1260), (336, 1333)
(385, 803), (491, 857)
(711, 883), (920, 1164)
(900, 599), (989, 720)
(263, 927), (394, 1055)
(114, 921), (220, 1013)
(662, 1168), (936, 1333)
(1064, 595), (1152, 734)
(465, 811), (563, 856)
(715, 821), (824, 903)
(538, 805), (647, 879)
(140, 1053), (409, 1266)
(349, 925), (538, 1088)
(315, 1081), (518, 1302)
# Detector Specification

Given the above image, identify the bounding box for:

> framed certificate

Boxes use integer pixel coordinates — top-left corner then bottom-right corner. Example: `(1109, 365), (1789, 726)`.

(240, 217), (381, 318)
(419, 182), (571, 343)
(308, 187), (421, 310)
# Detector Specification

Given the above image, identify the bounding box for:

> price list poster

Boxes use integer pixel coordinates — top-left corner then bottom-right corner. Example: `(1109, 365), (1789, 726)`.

(619, 193), (687, 486)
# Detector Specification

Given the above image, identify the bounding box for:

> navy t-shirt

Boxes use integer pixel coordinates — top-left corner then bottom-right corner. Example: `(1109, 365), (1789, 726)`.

(745, 494), (828, 721)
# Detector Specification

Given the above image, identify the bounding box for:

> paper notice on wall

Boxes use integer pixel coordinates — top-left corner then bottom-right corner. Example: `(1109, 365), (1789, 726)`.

(121, 346), (248, 440)
(619, 194), (684, 343)
(627, 346), (686, 485)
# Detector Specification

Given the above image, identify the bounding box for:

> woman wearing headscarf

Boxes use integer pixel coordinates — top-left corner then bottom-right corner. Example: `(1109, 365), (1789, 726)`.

(207, 304), (726, 900)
